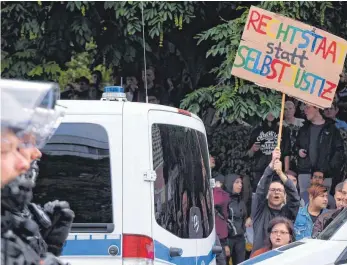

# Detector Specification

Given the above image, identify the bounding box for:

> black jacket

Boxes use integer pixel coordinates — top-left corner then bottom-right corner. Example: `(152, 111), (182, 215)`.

(136, 84), (169, 105)
(295, 119), (345, 185)
(215, 234), (226, 265)
(224, 174), (247, 237)
(248, 121), (291, 173)
(251, 167), (300, 253)
(312, 208), (345, 238)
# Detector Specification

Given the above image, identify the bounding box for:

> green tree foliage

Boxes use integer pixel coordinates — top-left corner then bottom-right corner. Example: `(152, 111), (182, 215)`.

(2, 1), (346, 122)
(181, 1), (347, 123)
(57, 41), (112, 90)
(1, 1), (196, 80)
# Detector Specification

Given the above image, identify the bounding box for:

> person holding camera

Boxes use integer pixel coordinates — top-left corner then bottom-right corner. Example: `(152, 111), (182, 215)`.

(295, 104), (345, 195)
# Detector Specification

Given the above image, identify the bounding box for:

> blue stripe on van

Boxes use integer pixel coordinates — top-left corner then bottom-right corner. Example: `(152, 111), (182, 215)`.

(62, 237), (122, 256)
(196, 248), (215, 265)
(240, 250), (282, 265)
(62, 236), (215, 264)
(154, 240), (215, 265)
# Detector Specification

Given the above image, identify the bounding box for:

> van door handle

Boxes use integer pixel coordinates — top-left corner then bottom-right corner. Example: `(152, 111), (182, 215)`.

(169, 247), (183, 257)
(212, 246), (223, 254)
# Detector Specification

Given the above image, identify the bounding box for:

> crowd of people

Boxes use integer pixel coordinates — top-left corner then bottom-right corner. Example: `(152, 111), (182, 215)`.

(211, 89), (347, 264)
(212, 148), (347, 265)
(60, 66), (188, 107)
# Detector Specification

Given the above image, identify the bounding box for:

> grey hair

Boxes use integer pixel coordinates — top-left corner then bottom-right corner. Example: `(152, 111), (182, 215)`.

(335, 182), (345, 192)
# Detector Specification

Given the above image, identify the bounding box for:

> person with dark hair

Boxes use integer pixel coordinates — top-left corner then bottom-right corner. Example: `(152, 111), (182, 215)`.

(92, 70), (102, 85)
(124, 72), (140, 102)
(283, 100), (305, 172)
(285, 170), (305, 207)
(73, 76), (92, 100)
(251, 148), (300, 253)
(247, 112), (291, 192)
(336, 69), (347, 122)
(60, 84), (76, 99)
(324, 101), (347, 130)
(110, 66), (123, 86)
(250, 216), (295, 258)
(323, 101), (347, 182)
(294, 184), (329, 240)
(91, 70), (103, 99)
(285, 170), (298, 188)
(295, 103), (345, 195)
(212, 174), (230, 263)
(224, 174), (249, 265)
(137, 66), (169, 105)
(300, 171), (336, 209)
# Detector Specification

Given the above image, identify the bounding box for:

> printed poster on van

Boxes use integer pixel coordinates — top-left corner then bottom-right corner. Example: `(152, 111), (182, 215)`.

(231, 6), (347, 108)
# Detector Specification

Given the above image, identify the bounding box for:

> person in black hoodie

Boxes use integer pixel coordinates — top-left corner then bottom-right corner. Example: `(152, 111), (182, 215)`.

(224, 174), (250, 265)
(247, 112), (291, 192)
(295, 103), (345, 195)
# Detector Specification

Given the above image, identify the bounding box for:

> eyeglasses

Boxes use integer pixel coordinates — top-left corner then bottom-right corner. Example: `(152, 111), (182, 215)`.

(269, 188), (284, 193)
(271, 230), (289, 235)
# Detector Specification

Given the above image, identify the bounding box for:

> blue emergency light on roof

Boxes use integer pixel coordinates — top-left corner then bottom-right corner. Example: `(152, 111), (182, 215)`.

(101, 86), (127, 102)
(104, 86), (124, 93)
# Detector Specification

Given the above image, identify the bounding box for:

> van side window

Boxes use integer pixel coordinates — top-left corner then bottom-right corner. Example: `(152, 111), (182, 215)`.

(34, 123), (112, 224)
(152, 124), (213, 239)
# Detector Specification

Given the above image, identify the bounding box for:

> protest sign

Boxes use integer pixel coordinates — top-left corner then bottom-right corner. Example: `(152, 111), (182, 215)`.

(231, 6), (347, 108)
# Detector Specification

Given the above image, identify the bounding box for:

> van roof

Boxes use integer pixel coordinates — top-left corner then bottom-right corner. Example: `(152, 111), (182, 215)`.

(57, 100), (201, 120)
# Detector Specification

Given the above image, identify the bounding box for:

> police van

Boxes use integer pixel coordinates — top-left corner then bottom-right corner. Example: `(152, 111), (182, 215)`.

(34, 87), (220, 265)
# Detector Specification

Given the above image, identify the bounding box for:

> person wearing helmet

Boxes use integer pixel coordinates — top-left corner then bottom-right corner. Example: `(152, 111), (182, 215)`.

(1, 91), (32, 186)
(1, 79), (61, 185)
(1, 79), (73, 265)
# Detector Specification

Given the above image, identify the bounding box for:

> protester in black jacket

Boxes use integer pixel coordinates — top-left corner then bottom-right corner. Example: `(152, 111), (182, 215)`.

(247, 113), (291, 192)
(224, 174), (249, 264)
(251, 148), (300, 253)
(295, 104), (345, 195)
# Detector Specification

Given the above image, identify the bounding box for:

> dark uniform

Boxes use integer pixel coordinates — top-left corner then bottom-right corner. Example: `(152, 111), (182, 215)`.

(1, 161), (74, 264)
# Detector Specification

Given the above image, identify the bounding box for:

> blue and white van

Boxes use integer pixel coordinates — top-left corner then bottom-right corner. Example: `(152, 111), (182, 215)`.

(34, 89), (219, 265)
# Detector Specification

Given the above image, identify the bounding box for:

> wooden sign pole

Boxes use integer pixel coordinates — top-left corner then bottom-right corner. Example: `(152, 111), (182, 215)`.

(277, 93), (286, 149)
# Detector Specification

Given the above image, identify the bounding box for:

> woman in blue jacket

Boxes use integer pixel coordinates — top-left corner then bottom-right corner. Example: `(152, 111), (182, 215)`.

(294, 184), (329, 240)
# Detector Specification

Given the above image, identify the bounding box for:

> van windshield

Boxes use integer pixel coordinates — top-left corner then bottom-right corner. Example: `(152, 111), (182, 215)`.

(318, 208), (347, 240)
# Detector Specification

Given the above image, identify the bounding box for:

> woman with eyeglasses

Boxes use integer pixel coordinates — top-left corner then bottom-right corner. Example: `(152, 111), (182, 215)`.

(250, 216), (295, 258)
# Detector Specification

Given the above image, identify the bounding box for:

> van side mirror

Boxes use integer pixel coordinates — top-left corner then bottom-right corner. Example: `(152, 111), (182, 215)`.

(212, 245), (223, 254)
(169, 247), (183, 257)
